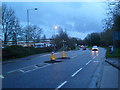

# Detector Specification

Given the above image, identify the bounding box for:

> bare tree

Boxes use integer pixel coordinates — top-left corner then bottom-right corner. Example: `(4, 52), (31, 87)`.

(41, 34), (46, 42)
(2, 4), (21, 46)
(22, 26), (33, 44)
(11, 19), (21, 45)
(22, 25), (42, 45)
(31, 25), (42, 45)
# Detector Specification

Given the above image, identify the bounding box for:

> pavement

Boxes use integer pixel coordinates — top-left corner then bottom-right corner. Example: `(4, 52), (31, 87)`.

(100, 58), (120, 88)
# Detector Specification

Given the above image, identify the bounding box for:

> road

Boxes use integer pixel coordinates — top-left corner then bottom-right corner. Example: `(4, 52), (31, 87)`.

(2, 47), (106, 88)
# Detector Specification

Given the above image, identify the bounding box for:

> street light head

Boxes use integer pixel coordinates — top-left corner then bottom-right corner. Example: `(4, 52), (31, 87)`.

(54, 25), (59, 30)
(34, 8), (37, 10)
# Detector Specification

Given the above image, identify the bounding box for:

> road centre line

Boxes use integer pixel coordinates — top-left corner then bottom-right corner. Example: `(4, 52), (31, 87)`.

(71, 68), (83, 77)
(93, 56), (96, 59)
(86, 60), (92, 65)
(55, 81), (67, 90)
(0, 75), (4, 79)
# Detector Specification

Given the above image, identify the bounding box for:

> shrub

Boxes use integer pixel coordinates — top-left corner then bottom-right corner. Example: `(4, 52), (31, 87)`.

(2, 45), (53, 60)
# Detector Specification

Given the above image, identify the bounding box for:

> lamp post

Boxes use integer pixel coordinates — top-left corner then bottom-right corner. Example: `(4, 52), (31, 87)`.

(26, 8), (37, 46)
(27, 7), (37, 26)
(52, 25), (59, 52)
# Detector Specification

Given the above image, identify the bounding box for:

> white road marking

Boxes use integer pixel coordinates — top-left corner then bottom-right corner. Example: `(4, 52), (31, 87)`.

(7, 63), (51, 74)
(55, 52), (61, 54)
(39, 54), (51, 57)
(55, 81), (67, 90)
(71, 55), (77, 59)
(86, 60), (92, 65)
(93, 61), (99, 62)
(0, 75), (4, 79)
(54, 63), (59, 65)
(71, 68), (83, 77)
(7, 70), (18, 74)
(23, 64), (51, 73)
(93, 56), (96, 59)
(19, 69), (25, 73)
(34, 65), (39, 68)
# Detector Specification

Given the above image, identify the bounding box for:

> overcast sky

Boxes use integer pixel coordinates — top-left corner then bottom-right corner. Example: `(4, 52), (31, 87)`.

(4, 2), (108, 39)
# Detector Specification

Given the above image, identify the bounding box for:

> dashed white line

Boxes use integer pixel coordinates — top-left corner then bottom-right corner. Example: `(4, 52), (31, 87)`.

(71, 55), (77, 59)
(0, 75), (4, 79)
(55, 81), (67, 90)
(86, 60), (92, 65)
(93, 56), (96, 59)
(71, 68), (83, 77)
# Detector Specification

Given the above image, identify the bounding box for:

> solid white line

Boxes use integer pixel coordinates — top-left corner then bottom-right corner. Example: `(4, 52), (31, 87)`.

(54, 52), (61, 54)
(0, 75), (4, 79)
(71, 68), (82, 77)
(39, 54), (51, 57)
(19, 69), (25, 73)
(55, 81), (67, 90)
(86, 60), (92, 65)
(7, 70), (17, 74)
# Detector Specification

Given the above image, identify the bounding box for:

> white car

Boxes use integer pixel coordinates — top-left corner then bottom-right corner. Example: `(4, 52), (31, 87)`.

(92, 46), (98, 51)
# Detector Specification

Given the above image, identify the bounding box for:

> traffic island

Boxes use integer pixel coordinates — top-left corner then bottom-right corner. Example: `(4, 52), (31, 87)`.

(44, 60), (62, 63)
(57, 57), (70, 59)
(44, 52), (62, 63)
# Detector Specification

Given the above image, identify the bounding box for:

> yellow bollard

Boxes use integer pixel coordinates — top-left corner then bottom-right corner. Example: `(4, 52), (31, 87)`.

(62, 51), (66, 58)
(50, 52), (55, 60)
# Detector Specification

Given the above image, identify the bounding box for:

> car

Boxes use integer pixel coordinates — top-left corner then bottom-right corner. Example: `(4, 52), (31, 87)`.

(92, 46), (98, 51)
(80, 45), (84, 48)
(83, 47), (86, 50)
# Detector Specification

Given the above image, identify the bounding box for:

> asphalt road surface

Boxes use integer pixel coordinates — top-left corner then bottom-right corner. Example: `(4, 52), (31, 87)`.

(2, 47), (106, 88)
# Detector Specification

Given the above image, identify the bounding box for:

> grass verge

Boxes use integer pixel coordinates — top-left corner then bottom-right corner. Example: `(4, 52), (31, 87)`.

(105, 47), (120, 58)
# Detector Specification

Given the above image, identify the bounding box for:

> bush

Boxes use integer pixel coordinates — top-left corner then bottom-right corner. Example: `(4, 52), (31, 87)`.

(2, 45), (53, 60)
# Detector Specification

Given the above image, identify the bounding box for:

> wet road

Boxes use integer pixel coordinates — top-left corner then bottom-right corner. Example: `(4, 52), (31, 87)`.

(2, 47), (106, 88)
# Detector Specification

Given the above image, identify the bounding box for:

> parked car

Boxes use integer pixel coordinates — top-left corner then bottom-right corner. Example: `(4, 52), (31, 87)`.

(92, 46), (98, 51)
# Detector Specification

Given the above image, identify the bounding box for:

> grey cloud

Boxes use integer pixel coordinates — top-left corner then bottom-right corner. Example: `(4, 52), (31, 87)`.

(4, 2), (107, 39)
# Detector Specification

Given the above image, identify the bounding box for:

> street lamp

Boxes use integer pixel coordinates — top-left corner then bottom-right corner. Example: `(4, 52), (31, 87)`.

(54, 25), (59, 30)
(26, 8), (37, 46)
(27, 7), (38, 26)
(52, 25), (59, 52)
